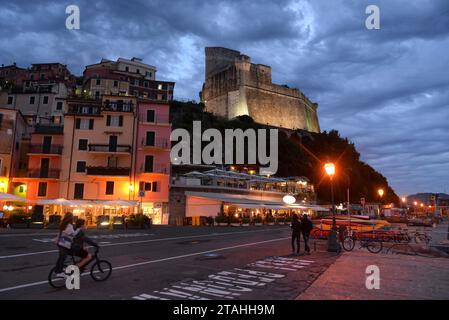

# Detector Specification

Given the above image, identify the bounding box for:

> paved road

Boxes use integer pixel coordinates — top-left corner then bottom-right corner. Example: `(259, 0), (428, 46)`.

(0, 226), (338, 300)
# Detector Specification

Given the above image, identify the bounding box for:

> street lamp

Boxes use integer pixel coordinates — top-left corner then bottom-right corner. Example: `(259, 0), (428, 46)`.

(378, 188), (384, 216)
(324, 162), (340, 253)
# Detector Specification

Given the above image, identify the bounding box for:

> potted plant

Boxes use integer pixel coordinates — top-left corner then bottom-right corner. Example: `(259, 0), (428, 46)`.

(112, 216), (125, 230)
(215, 215), (228, 226)
(230, 215), (241, 227)
(253, 215), (263, 226)
(29, 211), (45, 229)
(96, 215), (111, 229)
(241, 216), (251, 227)
(47, 214), (62, 229)
(276, 217), (286, 225)
(266, 215), (275, 226)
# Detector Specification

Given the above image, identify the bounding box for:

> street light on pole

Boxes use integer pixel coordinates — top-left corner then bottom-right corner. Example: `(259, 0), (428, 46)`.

(324, 162), (340, 252)
(378, 188), (384, 216)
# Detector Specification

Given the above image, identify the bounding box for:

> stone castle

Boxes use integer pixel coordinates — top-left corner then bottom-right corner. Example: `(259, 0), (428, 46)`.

(200, 47), (320, 133)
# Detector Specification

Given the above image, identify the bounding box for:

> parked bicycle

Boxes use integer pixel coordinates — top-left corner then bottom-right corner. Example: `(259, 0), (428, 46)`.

(342, 232), (383, 254)
(48, 247), (112, 288)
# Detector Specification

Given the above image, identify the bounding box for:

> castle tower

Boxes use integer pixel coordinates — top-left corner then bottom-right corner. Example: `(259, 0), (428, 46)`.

(200, 47), (320, 133)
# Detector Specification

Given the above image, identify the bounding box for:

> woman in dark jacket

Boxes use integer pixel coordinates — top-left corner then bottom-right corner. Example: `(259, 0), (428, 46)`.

(291, 213), (302, 255)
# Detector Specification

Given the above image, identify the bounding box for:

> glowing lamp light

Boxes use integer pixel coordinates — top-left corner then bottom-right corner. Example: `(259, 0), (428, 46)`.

(28, 206), (33, 210)
(378, 189), (385, 197)
(100, 221), (110, 226)
(420, 203), (424, 208)
(283, 194), (296, 205)
(324, 163), (335, 177)
(7, 206), (14, 211)
(414, 201), (418, 206)
(2, 205), (7, 210)
(401, 197), (406, 203)
(129, 184), (134, 191)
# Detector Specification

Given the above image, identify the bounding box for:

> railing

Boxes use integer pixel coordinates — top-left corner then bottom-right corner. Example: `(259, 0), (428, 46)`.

(24, 169), (61, 179)
(34, 124), (64, 135)
(28, 144), (63, 155)
(140, 138), (170, 149)
(67, 104), (101, 115)
(86, 166), (131, 176)
(88, 144), (132, 153)
(103, 101), (134, 112)
(138, 114), (170, 125)
(139, 165), (169, 174)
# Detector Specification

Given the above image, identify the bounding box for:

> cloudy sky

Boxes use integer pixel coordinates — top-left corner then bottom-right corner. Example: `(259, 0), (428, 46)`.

(1, 0), (448, 195)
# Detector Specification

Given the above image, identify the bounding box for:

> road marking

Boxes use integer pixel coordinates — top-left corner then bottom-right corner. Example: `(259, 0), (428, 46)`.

(0, 236), (289, 293)
(133, 256), (315, 300)
(0, 228), (284, 259)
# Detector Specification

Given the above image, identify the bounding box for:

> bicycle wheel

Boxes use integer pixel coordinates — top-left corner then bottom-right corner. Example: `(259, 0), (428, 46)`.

(342, 236), (355, 251)
(90, 260), (112, 282)
(48, 267), (67, 289)
(366, 240), (383, 254)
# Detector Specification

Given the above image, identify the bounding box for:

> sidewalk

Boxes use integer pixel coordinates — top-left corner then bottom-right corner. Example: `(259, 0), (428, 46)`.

(297, 250), (449, 300)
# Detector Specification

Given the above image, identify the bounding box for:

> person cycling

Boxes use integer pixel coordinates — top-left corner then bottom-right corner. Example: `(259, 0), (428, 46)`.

(72, 219), (99, 273)
(55, 212), (76, 277)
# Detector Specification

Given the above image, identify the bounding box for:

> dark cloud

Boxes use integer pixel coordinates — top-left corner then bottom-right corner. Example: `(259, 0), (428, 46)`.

(0, 0), (448, 195)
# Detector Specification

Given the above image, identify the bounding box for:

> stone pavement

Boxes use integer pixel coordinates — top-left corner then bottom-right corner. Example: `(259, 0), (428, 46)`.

(297, 250), (449, 300)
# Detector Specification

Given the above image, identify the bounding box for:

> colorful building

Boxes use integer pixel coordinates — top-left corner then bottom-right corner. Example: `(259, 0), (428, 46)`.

(134, 99), (171, 224)
(0, 108), (28, 195)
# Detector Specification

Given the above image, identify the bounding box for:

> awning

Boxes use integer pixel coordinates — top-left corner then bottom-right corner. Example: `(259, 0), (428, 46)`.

(228, 203), (290, 210)
(0, 193), (27, 202)
(94, 200), (138, 207)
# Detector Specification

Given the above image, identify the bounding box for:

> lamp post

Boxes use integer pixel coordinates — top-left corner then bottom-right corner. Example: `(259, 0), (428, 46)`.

(325, 163), (340, 252)
(378, 188), (384, 217)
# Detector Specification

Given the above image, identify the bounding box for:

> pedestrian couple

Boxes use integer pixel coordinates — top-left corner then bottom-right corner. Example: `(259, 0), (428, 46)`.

(291, 213), (313, 256)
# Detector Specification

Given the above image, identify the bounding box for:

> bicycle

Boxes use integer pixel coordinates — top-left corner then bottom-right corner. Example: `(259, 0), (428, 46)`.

(342, 232), (383, 254)
(48, 247), (112, 288)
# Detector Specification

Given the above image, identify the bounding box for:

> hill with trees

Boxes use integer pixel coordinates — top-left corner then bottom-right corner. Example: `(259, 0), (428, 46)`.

(169, 100), (399, 205)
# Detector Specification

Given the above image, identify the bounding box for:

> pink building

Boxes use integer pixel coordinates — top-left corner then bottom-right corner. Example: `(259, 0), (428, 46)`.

(133, 100), (171, 224)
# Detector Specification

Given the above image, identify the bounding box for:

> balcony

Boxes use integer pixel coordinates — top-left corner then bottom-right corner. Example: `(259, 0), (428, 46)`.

(34, 124), (64, 135)
(88, 144), (132, 153)
(86, 166), (131, 176)
(23, 169), (61, 179)
(67, 104), (101, 115)
(140, 165), (169, 174)
(103, 101), (134, 113)
(141, 138), (170, 150)
(28, 144), (63, 155)
(139, 114), (170, 125)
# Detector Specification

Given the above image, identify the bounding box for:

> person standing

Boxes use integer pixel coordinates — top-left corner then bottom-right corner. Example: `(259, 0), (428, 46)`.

(291, 213), (302, 255)
(301, 214), (313, 255)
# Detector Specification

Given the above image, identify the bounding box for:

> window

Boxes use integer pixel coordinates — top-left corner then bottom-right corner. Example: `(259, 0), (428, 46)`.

(29, 96), (35, 104)
(96, 79), (101, 85)
(113, 80), (118, 87)
(139, 182), (152, 192)
(152, 181), (158, 192)
(157, 84), (163, 90)
(7, 96), (13, 105)
(134, 79), (140, 86)
(105, 181), (114, 195)
(74, 184), (84, 199)
(136, 69), (140, 74)
(144, 81), (148, 88)
(106, 115), (123, 127)
(133, 90), (139, 97)
(125, 66), (129, 72)
(75, 119), (94, 130)
(38, 182), (47, 197)
(56, 101), (63, 110)
(76, 161), (86, 173)
(78, 139), (88, 151)
(19, 185), (24, 193)
(144, 155), (154, 173)
(146, 131), (155, 146)
(145, 183), (152, 191)
(146, 110), (155, 122)
(43, 96), (49, 104)
(40, 73), (45, 80)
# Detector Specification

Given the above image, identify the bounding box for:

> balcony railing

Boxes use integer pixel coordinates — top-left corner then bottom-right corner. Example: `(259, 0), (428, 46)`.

(139, 164), (169, 174)
(34, 124), (64, 135)
(103, 101), (134, 113)
(86, 166), (131, 176)
(28, 144), (63, 155)
(138, 114), (170, 125)
(88, 144), (132, 153)
(23, 169), (61, 179)
(67, 104), (101, 115)
(141, 138), (170, 149)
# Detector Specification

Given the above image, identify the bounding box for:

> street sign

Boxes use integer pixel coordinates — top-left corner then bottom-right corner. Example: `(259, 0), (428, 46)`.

(139, 190), (145, 198)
